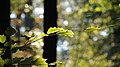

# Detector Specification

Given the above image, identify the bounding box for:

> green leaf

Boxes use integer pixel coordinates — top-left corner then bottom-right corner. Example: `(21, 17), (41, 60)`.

(95, 7), (101, 12)
(35, 58), (47, 65)
(0, 57), (5, 67)
(47, 27), (74, 37)
(0, 35), (6, 43)
(29, 37), (36, 42)
(37, 64), (48, 67)
(57, 30), (74, 37)
(85, 26), (101, 32)
(57, 62), (64, 67)
(4, 40), (16, 47)
(5, 26), (16, 36)
(47, 27), (66, 35)
(0, 48), (5, 55)
(11, 47), (20, 53)
(40, 33), (48, 38)
(19, 57), (33, 67)
(4, 59), (11, 65)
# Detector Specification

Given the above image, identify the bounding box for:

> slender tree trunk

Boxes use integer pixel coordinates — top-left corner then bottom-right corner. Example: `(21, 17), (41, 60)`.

(24, 0), (34, 31)
(16, 9), (22, 43)
(43, 0), (57, 66)
(107, 1), (120, 66)
(112, 23), (120, 66)
(0, 0), (11, 66)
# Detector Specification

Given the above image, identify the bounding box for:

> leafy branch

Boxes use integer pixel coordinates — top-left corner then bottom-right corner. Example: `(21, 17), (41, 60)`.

(0, 27), (74, 67)
(25, 27), (74, 45)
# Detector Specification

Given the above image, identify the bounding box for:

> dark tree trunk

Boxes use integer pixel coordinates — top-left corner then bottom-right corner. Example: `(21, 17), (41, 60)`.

(24, 0), (34, 31)
(107, 1), (120, 66)
(16, 9), (22, 43)
(0, 0), (11, 66)
(43, 0), (57, 66)
(109, 26), (120, 67)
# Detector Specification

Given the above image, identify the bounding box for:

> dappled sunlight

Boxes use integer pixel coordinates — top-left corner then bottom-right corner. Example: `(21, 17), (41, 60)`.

(0, 0), (119, 67)
(57, 0), (120, 67)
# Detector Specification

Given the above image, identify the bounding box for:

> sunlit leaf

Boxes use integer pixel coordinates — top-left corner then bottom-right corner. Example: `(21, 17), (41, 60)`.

(47, 27), (74, 37)
(57, 62), (64, 67)
(32, 56), (48, 67)
(37, 64), (48, 67)
(95, 7), (101, 12)
(35, 58), (47, 65)
(47, 27), (64, 34)
(57, 30), (74, 37)
(0, 35), (6, 43)
(29, 37), (36, 42)
(40, 33), (48, 38)
(85, 26), (101, 32)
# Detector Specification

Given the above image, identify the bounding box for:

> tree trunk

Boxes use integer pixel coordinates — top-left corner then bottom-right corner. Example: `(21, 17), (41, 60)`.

(0, 0), (11, 66)
(107, 1), (120, 66)
(24, 0), (34, 31)
(43, 0), (57, 66)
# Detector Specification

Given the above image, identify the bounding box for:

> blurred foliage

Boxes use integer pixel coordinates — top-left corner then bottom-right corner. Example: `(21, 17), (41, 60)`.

(57, 0), (120, 67)
(11, 0), (27, 11)
(0, 35), (6, 43)
(0, 58), (4, 67)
